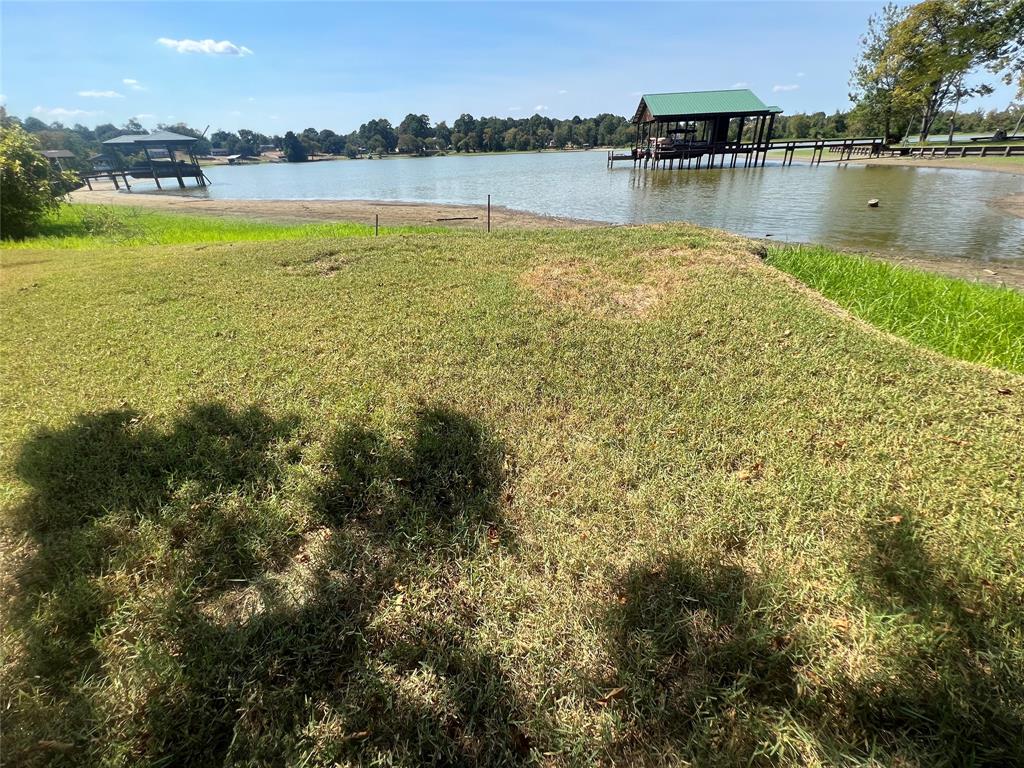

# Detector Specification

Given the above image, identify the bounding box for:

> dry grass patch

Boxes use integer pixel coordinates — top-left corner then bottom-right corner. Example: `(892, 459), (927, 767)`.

(522, 245), (758, 319)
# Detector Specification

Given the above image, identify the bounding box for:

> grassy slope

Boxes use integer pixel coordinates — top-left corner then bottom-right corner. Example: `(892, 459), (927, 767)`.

(2, 224), (1023, 767)
(768, 245), (1024, 372)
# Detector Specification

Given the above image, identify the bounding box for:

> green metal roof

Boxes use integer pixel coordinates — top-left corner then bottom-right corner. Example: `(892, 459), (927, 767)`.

(634, 89), (782, 121)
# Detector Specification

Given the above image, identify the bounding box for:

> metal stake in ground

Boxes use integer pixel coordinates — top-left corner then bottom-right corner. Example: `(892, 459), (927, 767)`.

(375, 214), (379, 236)
(487, 195), (491, 233)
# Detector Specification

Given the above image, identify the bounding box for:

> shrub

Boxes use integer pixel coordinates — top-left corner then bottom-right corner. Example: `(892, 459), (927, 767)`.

(0, 123), (76, 239)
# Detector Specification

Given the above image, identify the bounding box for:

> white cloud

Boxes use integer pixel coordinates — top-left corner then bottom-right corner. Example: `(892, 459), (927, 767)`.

(508, 106), (521, 112)
(732, 81), (749, 89)
(246, 96), (256, 103)
(0, 94), (6, 105)
(228, 110), (242, 116)
(123, 78), (147, 91)
(32, 106), (101, 118)
(772, 84), (800, 93)
(535, 104), (549, 112)
(156, 37), (253, 56)
(269, 114), (280, 120)
(557, 89), (568, 95)
(78, 89), (124, 98)
(796, 72), (806, 78)
(135, 113), (156, 120)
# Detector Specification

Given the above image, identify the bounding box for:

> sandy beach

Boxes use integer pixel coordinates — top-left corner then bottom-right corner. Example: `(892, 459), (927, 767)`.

(68, 185), (599, 230)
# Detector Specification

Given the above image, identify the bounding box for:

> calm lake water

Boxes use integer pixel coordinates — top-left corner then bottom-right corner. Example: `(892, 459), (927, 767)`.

(161, 151), (1022, 262)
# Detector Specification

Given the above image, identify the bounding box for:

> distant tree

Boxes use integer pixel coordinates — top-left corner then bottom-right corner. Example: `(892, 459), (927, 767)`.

(322, 133), (347, 155)
(433, 120), (452, 148)
(358, 119), (397, 153)
(282, 131), (307, 162)
(396, 133), (425, 154)
(453, 113), (477, 138)
(398, 113), (432, 140)
(0, 123), (75, 239)
(22, 117), (48, 132)
(236, 129), (259, 156)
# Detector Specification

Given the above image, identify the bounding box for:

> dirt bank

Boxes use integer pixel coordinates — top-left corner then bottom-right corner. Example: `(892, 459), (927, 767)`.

(68, 185), (600, 230)
(834, 154), (1024, 176)
(991, 192), (1024, 220)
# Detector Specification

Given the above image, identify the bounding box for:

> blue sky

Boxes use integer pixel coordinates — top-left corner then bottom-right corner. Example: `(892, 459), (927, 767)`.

(1, 1), (1017, 134)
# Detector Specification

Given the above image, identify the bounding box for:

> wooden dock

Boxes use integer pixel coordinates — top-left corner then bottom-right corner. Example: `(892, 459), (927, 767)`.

(609, 137), (888, 170)
(609, 138), (1024, 171)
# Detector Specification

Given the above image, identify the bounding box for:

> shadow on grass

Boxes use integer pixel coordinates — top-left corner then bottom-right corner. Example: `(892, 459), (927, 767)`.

(5, 403), (528, 766)
(849, 515), (1024, 764)
(598, 559), (804, 765)
(599, 526), (1023, 766)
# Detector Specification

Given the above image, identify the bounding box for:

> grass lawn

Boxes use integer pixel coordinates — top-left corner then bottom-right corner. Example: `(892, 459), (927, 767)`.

(1, 203), (444, 250)
(768, 245), (1024, 372)
(2, 215), (1023, 766)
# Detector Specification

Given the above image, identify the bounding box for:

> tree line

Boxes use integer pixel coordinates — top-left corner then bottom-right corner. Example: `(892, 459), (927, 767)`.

(848, 0), (1023, 142)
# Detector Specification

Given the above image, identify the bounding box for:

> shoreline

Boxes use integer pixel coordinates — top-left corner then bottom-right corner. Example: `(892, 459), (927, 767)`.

(783, 153), (1024, 178)
(67, 185), (1024, 290)
(68, 186), (601, 229)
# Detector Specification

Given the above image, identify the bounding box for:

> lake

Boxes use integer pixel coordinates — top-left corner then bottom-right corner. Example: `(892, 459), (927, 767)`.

(173, 151), (1022, 262)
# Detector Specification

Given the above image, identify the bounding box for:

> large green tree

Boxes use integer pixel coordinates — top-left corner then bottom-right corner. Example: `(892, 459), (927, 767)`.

(849, 3), (916, 142)
(0, 123), (76, 239)
(282, 131), (308, 162)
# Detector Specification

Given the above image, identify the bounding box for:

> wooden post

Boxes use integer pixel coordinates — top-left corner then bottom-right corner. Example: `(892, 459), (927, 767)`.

(142, 146), (162, 190)
(168, 143), (185, 188)
(487, 194), (491, 232)
(375, 214), (379, 236)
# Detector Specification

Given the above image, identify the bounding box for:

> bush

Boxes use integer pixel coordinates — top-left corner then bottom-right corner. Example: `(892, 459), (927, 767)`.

(0, 123), (75, 239)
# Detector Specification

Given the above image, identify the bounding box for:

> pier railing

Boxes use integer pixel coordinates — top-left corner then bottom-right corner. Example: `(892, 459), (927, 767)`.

(608, 137), (1024, 170)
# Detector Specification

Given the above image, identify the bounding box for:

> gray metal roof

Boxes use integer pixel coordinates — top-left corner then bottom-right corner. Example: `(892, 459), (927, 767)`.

(41, 149), (75, 158)
(102, 130), (199, 146)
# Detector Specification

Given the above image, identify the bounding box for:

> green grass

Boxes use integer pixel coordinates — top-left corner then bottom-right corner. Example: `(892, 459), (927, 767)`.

(768, 244), (1024, 373)
(0, 204), (443, 249)
(2, 223), (1023, 766)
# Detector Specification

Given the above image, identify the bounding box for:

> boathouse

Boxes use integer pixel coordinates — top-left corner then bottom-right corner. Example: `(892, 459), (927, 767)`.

(627, 88), (782, 169)
(99, 130), (207, 189)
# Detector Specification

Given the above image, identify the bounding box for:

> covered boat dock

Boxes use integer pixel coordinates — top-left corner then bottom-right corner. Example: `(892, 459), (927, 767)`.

(99, 130), (207, 189)
(617, 89), (783, 170)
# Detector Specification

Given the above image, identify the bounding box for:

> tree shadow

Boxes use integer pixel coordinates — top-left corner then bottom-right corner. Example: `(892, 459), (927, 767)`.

(597, 558), (804, 765)
(598, 524), (1024, 766)
(7, 403), (299, 685)
(4, 403), (528, 766)
(848, 514), (1024, 764)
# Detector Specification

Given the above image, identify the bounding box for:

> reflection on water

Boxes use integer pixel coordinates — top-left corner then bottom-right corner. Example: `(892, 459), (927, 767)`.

(129, 151), (1023, 262)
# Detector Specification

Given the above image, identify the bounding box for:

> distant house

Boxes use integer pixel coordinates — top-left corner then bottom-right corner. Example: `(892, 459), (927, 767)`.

(209, 148), (231, 157)
(258, 144), (276, 153)
(40, 149), (74, 172)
